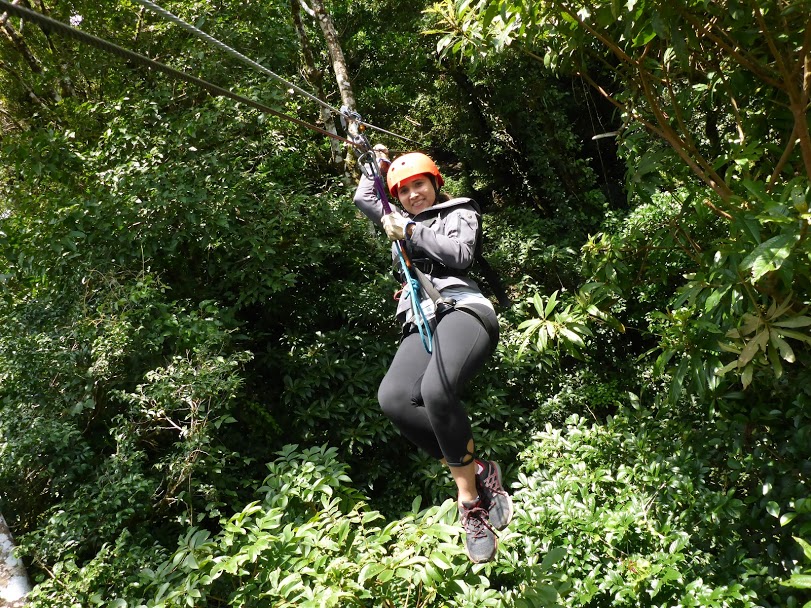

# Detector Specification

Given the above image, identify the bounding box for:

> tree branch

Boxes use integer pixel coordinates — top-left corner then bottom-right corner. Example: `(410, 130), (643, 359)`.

(0, 58), (50, 113)
(767, 122), (798, 191)
(556, 1), (736, 206)
(636, 58), (735, 207)
(0, 0), (19, 27)
(290, 0), (342, 168)
(1, 12), (43, 74)
(662, 57), (701, 162)
(0, 103), (23, 130)
(573, 68), (733, 219)
(133, 5), (145, 45)
(681, 11), (785, 90)
(751, 0), (791, 80)
(557, 4), (635, 66)
(796, 18), (811, 87)
(783, 18), (811, 180)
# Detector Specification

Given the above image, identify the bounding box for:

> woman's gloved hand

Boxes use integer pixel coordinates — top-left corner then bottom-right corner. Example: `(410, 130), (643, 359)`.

(373, 143), (390, 174)
(382, 212), (414, 241)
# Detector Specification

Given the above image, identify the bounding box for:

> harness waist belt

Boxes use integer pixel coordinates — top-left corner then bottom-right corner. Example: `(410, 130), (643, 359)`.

(397, 258), (469, 280)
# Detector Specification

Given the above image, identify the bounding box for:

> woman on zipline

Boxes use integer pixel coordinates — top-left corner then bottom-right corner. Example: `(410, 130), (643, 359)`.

(353, 147), (512, 563)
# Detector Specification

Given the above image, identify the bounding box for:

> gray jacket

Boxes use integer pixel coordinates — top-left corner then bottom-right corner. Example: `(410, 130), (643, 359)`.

(353, 174), (484, 321)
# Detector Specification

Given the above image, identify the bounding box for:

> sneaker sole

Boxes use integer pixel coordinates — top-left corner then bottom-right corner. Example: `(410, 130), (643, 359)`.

(468, 536), (498, 563)
(490, 461), (514, 531)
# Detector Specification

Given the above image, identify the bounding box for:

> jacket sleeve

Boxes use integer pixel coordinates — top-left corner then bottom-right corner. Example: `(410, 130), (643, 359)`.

(410, 205), (478, 270)
(353, 174), (387, 229)
(353, 174), (408, 271)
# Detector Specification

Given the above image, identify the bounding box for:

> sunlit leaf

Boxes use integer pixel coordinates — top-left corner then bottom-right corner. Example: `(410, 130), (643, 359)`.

(738, 329), (767, 366)
(772, 316), (811, 328)
(740, 233), (799, 281)
(769, 329), (796, 362)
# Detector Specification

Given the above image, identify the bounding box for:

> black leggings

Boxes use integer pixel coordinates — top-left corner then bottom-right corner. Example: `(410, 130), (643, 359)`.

(377, 306), (497, 466)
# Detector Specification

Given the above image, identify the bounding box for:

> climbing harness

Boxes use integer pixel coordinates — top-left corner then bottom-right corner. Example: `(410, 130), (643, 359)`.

(352, 128), (435, 353)
(0, 0), (417, 148)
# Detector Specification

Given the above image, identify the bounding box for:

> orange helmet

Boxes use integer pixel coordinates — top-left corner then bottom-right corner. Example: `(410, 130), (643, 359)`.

(386, 152), (444, 198)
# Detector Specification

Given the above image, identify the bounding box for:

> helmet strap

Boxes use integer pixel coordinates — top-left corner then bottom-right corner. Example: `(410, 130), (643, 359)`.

(428, 174), (441, 199)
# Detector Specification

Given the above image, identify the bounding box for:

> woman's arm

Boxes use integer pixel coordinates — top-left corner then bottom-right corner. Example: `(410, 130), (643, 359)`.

(353, 174), (387, 229)
(410, 206), (479, 270)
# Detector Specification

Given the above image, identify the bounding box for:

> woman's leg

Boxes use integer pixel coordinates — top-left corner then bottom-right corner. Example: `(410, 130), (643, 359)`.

(377, 331), (444, 459)
(421, 309), (494, 501)
(378, 309), (496, 499)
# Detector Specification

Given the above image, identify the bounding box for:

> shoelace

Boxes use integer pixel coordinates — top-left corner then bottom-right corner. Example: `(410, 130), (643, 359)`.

(460, 504), (494, 539)
(480, 466), (508, 497)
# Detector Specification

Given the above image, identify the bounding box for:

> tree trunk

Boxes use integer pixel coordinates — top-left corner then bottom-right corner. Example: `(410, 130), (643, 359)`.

(0, 58), (50, 116)
(0, 100), (24, 132)
(300, 0), (359, 172)
(301, 0), (355, 113)
(290, 0), (344, 169)
(1, 7), (44, 75)
(0, 513), (31, 608)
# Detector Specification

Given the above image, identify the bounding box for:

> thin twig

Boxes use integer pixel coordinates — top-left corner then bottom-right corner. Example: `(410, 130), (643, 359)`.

(767, 122), (798, 191)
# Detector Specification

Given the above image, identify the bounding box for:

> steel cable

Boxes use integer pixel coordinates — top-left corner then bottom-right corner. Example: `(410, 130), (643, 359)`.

(132, 0), (420, 146)
(0, 0), (358, 145)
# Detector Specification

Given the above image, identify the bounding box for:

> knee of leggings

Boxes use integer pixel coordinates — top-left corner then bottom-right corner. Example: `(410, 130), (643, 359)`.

(377, 380), (410, 421)
(420, 382), (454, 415)
(446, 453), (475, 468)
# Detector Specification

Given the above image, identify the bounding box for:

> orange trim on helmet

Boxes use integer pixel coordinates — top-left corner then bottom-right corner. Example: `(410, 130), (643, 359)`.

(386, 152), (444, 197)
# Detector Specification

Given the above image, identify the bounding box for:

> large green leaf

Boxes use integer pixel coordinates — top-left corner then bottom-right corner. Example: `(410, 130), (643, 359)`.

(739, 233), (799, 281)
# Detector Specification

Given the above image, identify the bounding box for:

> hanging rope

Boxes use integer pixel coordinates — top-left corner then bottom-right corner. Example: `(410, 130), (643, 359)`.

(132, 0), (336, 116)
(132, 0), (420, 146)
(356, 142), (433, 353)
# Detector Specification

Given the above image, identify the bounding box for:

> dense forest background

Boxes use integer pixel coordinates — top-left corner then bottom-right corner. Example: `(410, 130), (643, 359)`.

(1, 0), (810, 606)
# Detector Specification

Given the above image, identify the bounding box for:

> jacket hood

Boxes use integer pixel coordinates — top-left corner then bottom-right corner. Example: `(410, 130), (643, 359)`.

(410, 197), (480, 220)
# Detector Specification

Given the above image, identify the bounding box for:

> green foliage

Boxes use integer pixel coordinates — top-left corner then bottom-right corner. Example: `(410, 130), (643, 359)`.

(0, 269), (252, 554)
(113, 445), (567, 608)
(514, 403), (809, 608)
(515, 282), (624, 375)
(518, 290), (593, 363)
(427, 0), (811, 398)
(782, 537), (811, 602)
(534, 369), (626, 424)
(3, 0), (811, 607)
(23, 531), (168, 608)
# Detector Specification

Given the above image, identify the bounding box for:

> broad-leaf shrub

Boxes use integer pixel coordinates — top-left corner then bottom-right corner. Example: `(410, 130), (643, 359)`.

(0, 268), (252, 593)
(513, 400), (810, 608)
(782, 537), (811, 601)
(125, 445), (566, 608)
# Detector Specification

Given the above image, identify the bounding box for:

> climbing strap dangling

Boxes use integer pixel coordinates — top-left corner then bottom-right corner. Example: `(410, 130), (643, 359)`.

(399, 257), (433, 353)
(353, 130), (435, 353)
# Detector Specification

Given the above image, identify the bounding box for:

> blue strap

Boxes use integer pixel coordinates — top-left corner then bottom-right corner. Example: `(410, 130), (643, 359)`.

(361, 153), (434, 353)
(399, 256), (433, 353)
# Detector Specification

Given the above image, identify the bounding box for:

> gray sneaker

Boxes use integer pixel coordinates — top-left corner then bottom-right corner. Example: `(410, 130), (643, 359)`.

(475, 459), (513, 531)
(458, 498), (497, 563)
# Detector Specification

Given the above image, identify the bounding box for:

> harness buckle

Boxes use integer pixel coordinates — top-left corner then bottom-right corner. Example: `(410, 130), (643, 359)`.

(435, 297), (456, 318)
(413, 258), (434, 275)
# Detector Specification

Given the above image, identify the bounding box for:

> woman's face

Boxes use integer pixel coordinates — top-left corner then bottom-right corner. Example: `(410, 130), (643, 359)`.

(397, 174), (436, 215)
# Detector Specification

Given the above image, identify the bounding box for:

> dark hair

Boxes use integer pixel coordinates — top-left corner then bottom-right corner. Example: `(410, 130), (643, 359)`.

(427, 174), (451, 202)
